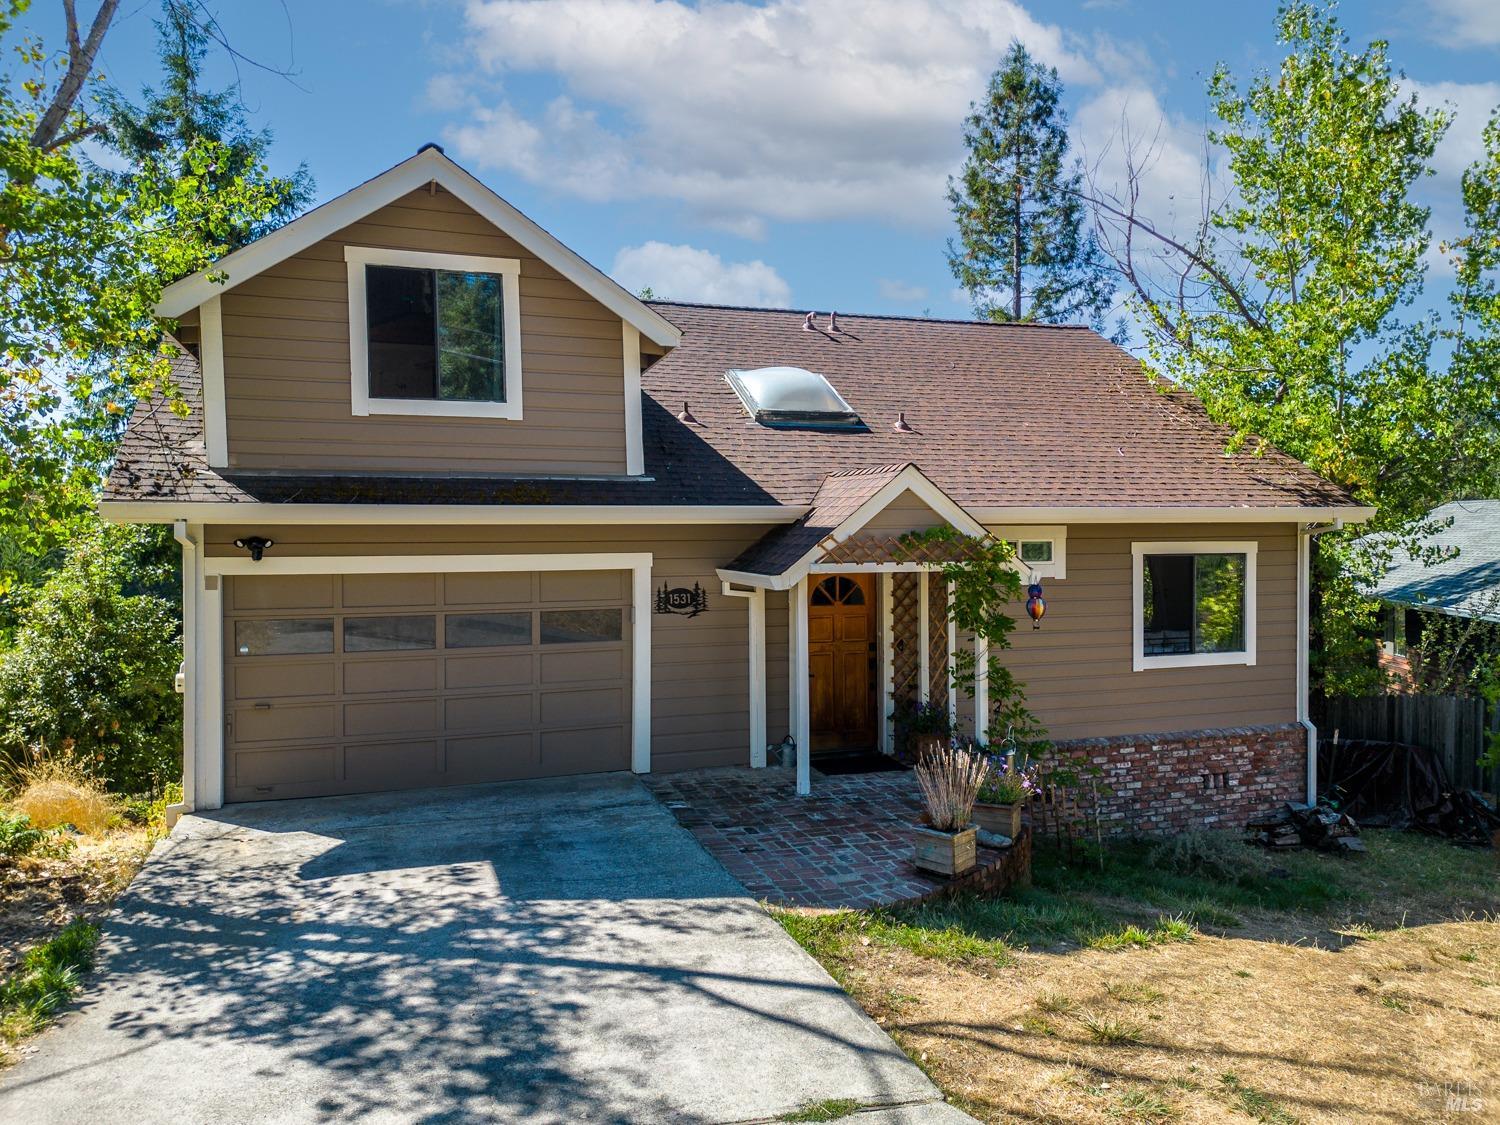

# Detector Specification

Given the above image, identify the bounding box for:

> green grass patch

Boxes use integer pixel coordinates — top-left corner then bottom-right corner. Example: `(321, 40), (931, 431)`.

(769, 906), (1013, 973)
(1086, 915), (1197, 951)
(1116, 1086), (1179, 1120)
(0, 920), (101, 1046)
(1106, 980), (1165, 1004)
(1219, 1072), (1299, 1124)
(1079, 1008), (1146, 1045)
(777, 1098), (864, 1122)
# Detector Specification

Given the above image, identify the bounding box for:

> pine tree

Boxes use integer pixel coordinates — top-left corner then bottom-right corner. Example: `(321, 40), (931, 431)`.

(99, 1), (313, 251)
(947, 42), (1113, 329)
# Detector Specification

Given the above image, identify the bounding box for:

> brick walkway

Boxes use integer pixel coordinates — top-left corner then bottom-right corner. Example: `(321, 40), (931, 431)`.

(644, 767), (971, 909)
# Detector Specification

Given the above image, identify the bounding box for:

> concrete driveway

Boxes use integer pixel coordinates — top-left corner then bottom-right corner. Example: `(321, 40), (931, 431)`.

(0, 774), (970, 1123)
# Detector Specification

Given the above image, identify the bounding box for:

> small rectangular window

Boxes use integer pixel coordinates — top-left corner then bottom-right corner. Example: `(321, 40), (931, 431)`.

(445, 612), (532, 649)
(365, 264), (505, 403)
(1019, 540), (1053, 564)
(235, 619), (334, 657)
(1141, 553), (1246, 656)
(540, 609), (623, 645)
(344, 615), (437, 652)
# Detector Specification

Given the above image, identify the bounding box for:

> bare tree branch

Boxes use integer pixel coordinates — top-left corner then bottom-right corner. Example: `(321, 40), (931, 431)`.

(31, 0), (121, 150)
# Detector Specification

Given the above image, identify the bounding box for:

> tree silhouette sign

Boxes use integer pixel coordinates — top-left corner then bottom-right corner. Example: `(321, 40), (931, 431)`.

(655, 581), (708, 617)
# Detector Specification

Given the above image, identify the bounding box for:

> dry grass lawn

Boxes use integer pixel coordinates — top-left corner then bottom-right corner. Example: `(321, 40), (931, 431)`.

(775, 831), (1499, 1124)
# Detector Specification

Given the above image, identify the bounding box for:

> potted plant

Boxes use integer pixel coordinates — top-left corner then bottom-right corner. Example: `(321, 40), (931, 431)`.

(893, 698), (953, 762)
(973, 752), (1036, 839)
(911, 744), (988, 876)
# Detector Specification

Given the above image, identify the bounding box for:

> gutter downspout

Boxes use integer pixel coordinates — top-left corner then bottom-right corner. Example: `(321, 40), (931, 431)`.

(171, 520), (197, 829)
(1299, 519), (1344, 803)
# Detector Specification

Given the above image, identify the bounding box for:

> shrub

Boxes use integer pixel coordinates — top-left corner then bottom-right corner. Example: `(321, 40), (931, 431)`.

(0, 810), (49, 858)
(1147, 829), (1268, 886)
(9, 752), (118, 834)
(0, 524), (181, 795)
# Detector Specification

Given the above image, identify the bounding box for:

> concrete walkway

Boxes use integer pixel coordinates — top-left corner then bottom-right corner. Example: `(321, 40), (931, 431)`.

(0, 775), (971, 1123)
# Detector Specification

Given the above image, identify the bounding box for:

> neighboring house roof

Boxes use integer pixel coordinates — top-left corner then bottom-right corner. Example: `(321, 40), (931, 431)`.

(104, 302), (1370, 519)
(154, 146), (681, 349)
(1366, 500), (1500, 623)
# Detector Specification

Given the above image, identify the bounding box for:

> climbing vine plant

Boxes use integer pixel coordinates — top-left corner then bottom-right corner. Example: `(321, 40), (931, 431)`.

(895, 526), (1051, 754)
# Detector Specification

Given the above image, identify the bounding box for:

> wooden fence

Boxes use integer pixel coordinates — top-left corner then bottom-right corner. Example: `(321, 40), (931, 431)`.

(1314, 693), (1498, 794)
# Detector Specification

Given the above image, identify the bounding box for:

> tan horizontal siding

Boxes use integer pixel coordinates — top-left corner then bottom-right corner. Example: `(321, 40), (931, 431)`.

(204, 522), (774, 772)
(992, 523), (1297, 740)
(218, 185), (629, 475)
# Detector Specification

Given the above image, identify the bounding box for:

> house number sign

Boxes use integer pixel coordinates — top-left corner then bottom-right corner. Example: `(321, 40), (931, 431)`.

(655, 581), (708, 617)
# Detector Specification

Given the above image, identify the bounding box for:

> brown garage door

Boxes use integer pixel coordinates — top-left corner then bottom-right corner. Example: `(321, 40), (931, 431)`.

(224, 569), (630, 802)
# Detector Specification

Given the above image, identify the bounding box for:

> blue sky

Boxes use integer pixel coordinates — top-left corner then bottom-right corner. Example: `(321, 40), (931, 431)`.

(16, 0), (1500, 320)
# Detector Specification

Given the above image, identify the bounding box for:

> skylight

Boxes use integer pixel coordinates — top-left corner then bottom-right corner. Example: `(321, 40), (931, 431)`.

(725, 366), (862, 430)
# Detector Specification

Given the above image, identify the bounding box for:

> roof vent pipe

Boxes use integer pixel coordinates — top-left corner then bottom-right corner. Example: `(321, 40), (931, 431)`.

(893, 411), (915, 434)
(802, 311), (816, 331)
(677, 401), (702, 426)
(828, 311), (840, 333)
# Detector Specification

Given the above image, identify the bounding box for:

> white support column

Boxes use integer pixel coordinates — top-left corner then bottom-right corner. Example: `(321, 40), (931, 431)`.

(200, 295), (228, 469)
(974, 632), (989, 743)
(918, 570), (930, 702)
(631, 562), (653, 774)
(175, 522), (199, 814)
(879, 572), (894, 755)
(200, 572), (225, 810)
(946, 579), (958, 725)
(622, 323), (644, 476)
(790, 577), (811, 796)
(748, 587), (767, 767)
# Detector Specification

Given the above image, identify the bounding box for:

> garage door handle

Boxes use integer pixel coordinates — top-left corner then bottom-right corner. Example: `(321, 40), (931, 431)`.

(253, 701), (273, 710)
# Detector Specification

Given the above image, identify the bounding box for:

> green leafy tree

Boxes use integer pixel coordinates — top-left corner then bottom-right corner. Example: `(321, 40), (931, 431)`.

(947, 41), (1115, 330)
(1086, 1), (1500, 694)
(0, 0), (285, 596)
(98, 0), (313, 250)
(0, 523), (181, 794)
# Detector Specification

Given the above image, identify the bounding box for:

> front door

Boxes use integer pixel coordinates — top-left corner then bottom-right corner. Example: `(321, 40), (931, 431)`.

(809, 574), (877, 753)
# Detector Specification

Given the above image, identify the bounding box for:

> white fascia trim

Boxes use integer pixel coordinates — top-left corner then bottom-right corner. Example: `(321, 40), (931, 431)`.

(100, 502), (803, 526)
(346, 246), (524, 420)
(987, 523), (1067, 580)
(200, 296), (228, 468)
(197, 551), (654, 805)
(1131, 540), (1259, 672)
(156, 148), (682, 348)
(622, 324), (644, 476)
(972, 505), (1375, 524)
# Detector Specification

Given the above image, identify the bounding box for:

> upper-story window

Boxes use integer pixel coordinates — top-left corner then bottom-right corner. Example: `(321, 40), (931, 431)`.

(345, 246), (523, 419)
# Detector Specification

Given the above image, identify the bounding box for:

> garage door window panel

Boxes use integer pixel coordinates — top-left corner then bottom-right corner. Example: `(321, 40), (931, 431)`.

(235, 618), (335, 657)
(445, 611), (532, 649)
(344, 615), (437, 652)
(540, 608), (624, 644)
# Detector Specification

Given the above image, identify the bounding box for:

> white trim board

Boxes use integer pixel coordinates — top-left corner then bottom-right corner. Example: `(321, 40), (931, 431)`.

(191, 550), (653, 809)
(1131, 540), (1258, 672)
(973, 505), (1373, 524)
(622, 324), (644, 477)
(101, 502), (803, 526)
(345, 246), (525, 421)
(156, 146), (681, 348)
(199, 296), (228, 468)
(987, 524), (1067, 580)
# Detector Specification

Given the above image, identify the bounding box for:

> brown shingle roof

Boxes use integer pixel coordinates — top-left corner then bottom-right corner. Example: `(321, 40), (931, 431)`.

(105, 304), (1358, 511)
(725, 465), (908, 576)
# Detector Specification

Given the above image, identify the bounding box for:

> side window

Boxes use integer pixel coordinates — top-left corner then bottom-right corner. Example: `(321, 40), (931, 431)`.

(1133, 543), (1257, 670)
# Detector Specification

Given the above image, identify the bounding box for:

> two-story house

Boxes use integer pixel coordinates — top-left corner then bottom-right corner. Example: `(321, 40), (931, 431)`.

(102, 145), (1372, 830)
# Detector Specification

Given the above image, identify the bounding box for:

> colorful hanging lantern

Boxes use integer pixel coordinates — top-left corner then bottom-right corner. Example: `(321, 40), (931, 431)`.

(1025, 578), (1046, 629)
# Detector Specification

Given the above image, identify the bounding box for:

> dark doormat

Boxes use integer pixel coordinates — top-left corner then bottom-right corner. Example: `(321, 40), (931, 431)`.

(813, 749), (909, 776)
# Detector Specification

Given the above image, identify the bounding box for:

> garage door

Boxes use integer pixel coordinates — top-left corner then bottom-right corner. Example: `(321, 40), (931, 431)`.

(224, 570), (631, 802)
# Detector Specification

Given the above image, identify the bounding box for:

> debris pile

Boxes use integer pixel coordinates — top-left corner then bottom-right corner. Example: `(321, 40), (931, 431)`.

(1320, 738), (1500, 847)
(1245, 800), (1365, 853)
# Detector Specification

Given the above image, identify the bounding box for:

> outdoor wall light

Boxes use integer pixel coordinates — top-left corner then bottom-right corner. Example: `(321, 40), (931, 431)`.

(234, 536), (275, 562)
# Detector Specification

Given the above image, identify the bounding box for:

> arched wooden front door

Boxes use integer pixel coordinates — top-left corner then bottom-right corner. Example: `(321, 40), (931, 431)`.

(808, 574), (877, 753)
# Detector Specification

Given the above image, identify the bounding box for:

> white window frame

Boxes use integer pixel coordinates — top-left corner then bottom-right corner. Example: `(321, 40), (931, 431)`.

(345, 245), (524, 420)
(989, 524), (1067, 579)
(1132, 540), (1257, 671)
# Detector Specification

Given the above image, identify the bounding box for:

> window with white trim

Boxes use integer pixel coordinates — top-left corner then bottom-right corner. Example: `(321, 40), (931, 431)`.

(989, 525), (1067, 579)
(1132, 541), (1257, 670)
(345, 246), (523, 419)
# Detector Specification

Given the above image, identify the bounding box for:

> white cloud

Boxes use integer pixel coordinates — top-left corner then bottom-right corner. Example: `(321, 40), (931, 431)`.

(876, 278), (928, 303)
(441, 0), (1094, 231)
(1406, 80), (1500, 185)
(1423, 0), (1500, 49)
(611, 241), (793, 307)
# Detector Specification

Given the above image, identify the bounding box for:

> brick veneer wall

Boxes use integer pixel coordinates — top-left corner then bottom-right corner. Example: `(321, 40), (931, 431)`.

(1049, 723), (1307, 835)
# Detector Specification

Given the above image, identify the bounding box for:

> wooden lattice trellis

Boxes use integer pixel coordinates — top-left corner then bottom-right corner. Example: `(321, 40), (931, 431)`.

(927, 578), (949, 702)
(891, 572), (920, 708)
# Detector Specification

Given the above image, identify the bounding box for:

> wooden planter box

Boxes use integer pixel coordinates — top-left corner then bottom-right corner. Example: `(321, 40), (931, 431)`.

(911, 824), (978, 876)
(973, 800), (1024, 839)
